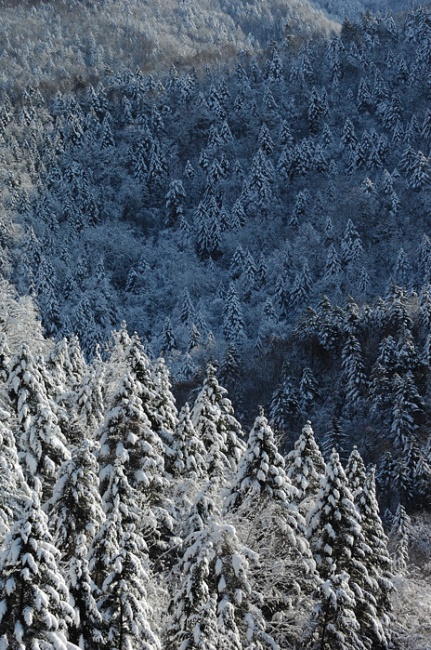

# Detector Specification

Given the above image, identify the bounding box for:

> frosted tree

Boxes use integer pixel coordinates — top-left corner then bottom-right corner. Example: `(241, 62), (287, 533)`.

(0, 408), (30, 542)
(321, 417), (350, 463)
(67, 533), (104, 649)
(152, 356), (179, 461)
(45, 437), (105, 647)
(98, 525), (162, 650)
(127, 336), (178, 470)
(389, 503), (411, 575)
(126, 334), (159, 428)
(171, 403), (208, 484)
(47, 437), (105, 558)
(222, 283), (246, 344)
(306, 572), (365, 650)
(345, 446), (367, 494)
(269, 375), (301, 440)
(90, 462), (162, 649)
(0, 333), (11, 382)
(97, 371), (176, 564)
(226, 413), (320, 646)
(355, 467), (394, 647)
(286, 421), (326, 515)
(298, 368), (320, 417)
(74, 356), (106, 432)
(165, 492), (277, 650)
(191, 365), (245, 484)
(307, 451), (386, 649)
(8, 343), (70, 499)
(98, 370), (165, 493)
(225, 410), (294, 513)
(0, 493), (76, 649)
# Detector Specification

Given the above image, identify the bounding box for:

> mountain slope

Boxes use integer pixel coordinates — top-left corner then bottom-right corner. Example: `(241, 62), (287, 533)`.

(0, 0), (338, 99)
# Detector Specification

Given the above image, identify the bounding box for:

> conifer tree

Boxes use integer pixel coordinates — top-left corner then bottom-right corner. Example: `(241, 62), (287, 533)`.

(97, 370), (176, 563)
(0, 408), (30, 542)
(67, 532), (104, 649)
(226, 410), (294, 512)
(389, 504), (411, 575)
(191, 365), (245, 483)
(47, 437), (105, 557)
(0, 493), (76, 649)
(8, 343), (70, 499)
(286, 421), (326, 514)
(165, 492), (276, 650)
(98, 524), (162, 650)
(355, 467), (394, 647)
(171, 403), (208, 484)
(307, 451), (385, 650)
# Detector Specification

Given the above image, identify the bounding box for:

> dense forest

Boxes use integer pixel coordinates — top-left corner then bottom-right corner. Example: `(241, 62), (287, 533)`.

(0, 0), (431, 647)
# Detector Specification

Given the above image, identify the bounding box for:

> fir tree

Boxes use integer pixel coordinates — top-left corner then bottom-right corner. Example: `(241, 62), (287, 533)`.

(286, 421), (326, 515)
(307, 451), (385, 650)
(165, 492), (276, 650)
(225, 410), (294, 513)
(0, 493), (76, 649)
(191, 365), (245, 483)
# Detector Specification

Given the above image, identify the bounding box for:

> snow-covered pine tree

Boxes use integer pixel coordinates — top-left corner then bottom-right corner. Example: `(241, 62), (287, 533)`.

(74, 355), (106, 433)
(286, 420), (326, 515)
(0, 408), (30, 542)
(389, 503), (411, 575)
(47, 437), (105, 557)
(45, 437), (105, 647)
(0, 493), (76, 649)
(225, 409), (294, 512)
(346, 446), (367, 495)
(97, 370), (165, 493)
(355, 467), (394, 648)
(67, 532), (104, 649)
(90, 461), (162, 649)
(97, 370), (176, 565)
(98, 524), (162, 650)
(191, 364), (245, 484)
(307, 451), (386, 650)
(165, 491), (277, 650)
(172, 402), (208, 483)
(127, 335), (178, 474)
(7, 343), (70, 500)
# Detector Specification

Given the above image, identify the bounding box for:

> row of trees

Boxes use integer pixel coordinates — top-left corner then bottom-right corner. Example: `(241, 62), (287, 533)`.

(0, 320), (406, 649)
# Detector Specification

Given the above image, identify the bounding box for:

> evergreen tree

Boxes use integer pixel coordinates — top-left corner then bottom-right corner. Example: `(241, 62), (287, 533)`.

(0, 493), (76, 649)
(165, 492), (276, 650)
(8, 343), (70, 499)
(286, 421), (326, 515)
(0, 409), (30, 542)
(67, 533), (104, 649)
(307, 451), (385, 650)
(98, 524), (162, 650)
(355, 467), (394, 648)
(172, 403), (208, 484)
(225, 410), (294, 512)
(222, 283), (246, 344)
(389, 503), (411, 575)
(191, 365), (245, 483)
(341, 333), (367, 408)
(47, 437), (105, 557)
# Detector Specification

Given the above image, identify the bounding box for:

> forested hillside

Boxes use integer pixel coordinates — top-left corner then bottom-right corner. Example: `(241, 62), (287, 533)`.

(0, 282), (427, 649)
(1, 0), (431, 647)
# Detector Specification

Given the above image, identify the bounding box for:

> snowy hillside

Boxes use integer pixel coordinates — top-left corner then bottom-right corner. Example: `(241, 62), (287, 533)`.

(0, 0), (430, 647)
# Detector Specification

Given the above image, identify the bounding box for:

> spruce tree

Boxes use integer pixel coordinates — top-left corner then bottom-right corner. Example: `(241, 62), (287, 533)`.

(286, 421), (326, 515)
(226, 410), (294, 512)
(307, 451), (385, 650)
(165, 492), (276, 650)
(191, 365), (245, 483)
(0, 493), (76, 649)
